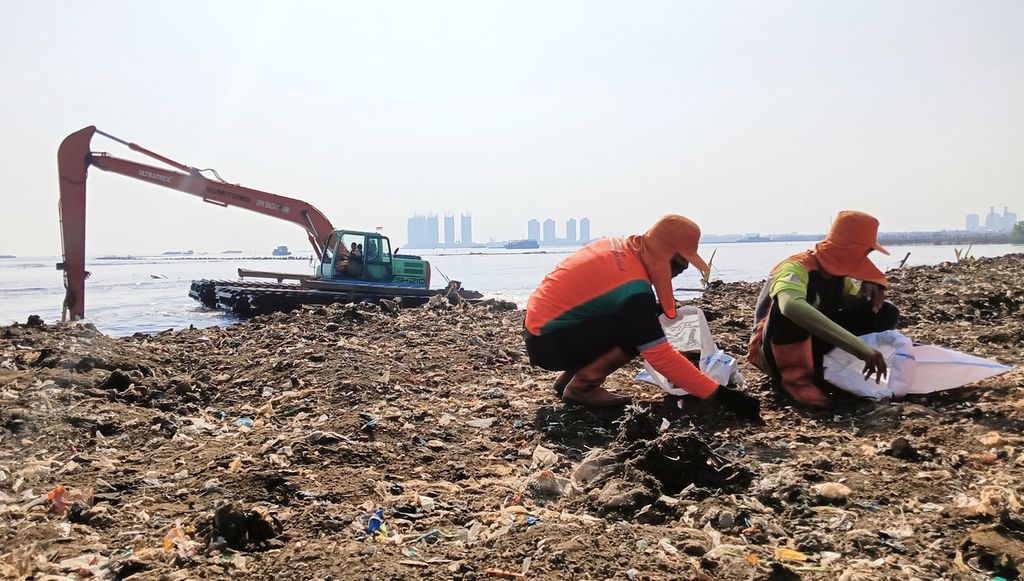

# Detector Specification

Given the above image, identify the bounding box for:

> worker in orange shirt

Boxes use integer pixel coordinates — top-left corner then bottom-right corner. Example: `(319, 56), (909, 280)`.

(748, 210), (896, 408)
(523, 215), (761, 420)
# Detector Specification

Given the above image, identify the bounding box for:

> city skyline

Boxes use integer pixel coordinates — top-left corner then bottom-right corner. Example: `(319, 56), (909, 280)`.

(400, 206), (1021, 250)
(406, 213), (474, 248)
(528, 216), (592, 246)
(966, 206), (1017, 234)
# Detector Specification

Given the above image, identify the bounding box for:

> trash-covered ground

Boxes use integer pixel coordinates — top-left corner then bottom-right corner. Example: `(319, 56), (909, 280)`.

(1, 254), (1022, 580)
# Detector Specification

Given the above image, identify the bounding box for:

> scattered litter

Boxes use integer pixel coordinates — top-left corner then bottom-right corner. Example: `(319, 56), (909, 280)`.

(467, 417), (496, 429)
(1, 256), (1022, 578)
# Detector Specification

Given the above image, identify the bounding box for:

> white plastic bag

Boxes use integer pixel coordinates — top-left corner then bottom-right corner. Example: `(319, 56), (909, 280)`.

(636, 306), (744, 396)
(822, 330), (1012, 398)
(820, 330), (913, 398)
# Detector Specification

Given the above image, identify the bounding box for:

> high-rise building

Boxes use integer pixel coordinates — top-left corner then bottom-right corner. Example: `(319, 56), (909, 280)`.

(1002, 206), (1018, 232)
(460, 214), (473, 247)
(443, 214), (455, 247)
(407, 215), (424, 248)
(527, 219), (540, 242)
(985, 207), (1001, 232)
(406, 214), (440, 247)
(426, 215), (439, 247)
(579, 217), (591, 243)
(542, 219), (556, 244)
(965, 214), (980, 232)
(405, 217), (415, 247)
(565, 218), (577, 245)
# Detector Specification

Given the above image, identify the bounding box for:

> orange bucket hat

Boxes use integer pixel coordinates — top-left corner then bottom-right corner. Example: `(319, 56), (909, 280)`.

(626, 215), (709, 319)
(814, 210), (890, 287)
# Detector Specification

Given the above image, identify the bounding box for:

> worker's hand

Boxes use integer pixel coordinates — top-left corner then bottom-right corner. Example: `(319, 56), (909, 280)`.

(713, 386), (763, 423)
(858, 281), (886, 313)
(861, 350), (888, 384)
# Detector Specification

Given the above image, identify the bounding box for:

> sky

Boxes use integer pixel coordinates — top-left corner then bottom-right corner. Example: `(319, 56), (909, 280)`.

(1, 0), (1022, 256)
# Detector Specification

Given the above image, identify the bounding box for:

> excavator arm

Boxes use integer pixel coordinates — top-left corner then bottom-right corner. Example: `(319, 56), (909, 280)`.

(57, 125), (336, 321)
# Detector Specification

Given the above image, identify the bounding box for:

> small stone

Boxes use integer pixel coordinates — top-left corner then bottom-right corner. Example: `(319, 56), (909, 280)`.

(717, 510), (735, 529)
(976, 431), (1003, 446)
(680, 540), (707, 556)
(812, 482), (851, 504)
(527, 470), (573, 500)
(884, 437), (920, 461)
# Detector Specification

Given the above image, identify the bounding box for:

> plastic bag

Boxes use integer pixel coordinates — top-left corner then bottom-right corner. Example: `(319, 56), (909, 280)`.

(822, 330), (1012, 398)
(820, 330), (913, 398)
(636, 306), (744, 396)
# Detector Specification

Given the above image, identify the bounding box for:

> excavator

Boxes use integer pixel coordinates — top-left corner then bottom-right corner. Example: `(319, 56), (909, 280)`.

(57, 126), (477, 321)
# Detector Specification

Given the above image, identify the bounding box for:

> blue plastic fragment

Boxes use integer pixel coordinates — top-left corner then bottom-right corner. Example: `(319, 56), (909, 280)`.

(366, 509), (385, 534)
(235, 418), (254, 427)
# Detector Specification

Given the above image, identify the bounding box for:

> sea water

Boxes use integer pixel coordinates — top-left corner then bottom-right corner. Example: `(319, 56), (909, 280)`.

(0, 242), (1019, 336)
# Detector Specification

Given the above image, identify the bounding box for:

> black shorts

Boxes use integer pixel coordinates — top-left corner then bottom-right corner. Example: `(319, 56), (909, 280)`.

(523, 315), (640, 371)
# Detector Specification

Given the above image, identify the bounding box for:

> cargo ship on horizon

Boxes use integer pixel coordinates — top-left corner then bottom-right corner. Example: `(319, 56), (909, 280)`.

(504, 239), (540, 250)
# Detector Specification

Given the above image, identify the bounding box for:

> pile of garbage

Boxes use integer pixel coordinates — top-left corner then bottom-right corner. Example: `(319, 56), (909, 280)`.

(1, 255), (1022, 580)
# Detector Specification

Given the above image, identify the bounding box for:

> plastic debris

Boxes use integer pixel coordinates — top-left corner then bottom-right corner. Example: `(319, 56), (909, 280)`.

(774, 547), (808, 562)
(1, 256), (1022, 579)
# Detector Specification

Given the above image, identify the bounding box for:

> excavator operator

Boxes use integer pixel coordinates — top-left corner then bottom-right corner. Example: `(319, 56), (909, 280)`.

(522, 214), (761, 421)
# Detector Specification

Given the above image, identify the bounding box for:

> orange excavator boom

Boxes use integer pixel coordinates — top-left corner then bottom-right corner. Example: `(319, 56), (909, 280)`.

(57, 125), (336, 321)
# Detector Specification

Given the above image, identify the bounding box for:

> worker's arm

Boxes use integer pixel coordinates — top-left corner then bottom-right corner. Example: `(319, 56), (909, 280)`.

(619, 294), (720, 399)
(641, 342), (719, 398)
(618, 293), (761, 418)
(775, 288), (874, 359)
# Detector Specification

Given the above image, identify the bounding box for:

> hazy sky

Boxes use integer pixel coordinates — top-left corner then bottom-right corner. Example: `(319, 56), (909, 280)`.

(1, 1), (1022, 256)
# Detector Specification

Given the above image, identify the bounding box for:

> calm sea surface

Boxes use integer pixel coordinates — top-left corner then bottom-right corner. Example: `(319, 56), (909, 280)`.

(1, 242), (1020, 336)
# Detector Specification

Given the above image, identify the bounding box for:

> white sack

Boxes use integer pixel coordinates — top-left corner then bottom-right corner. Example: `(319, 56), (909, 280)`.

(822, 330), (1012, 398)
(636, 306), (744, 396)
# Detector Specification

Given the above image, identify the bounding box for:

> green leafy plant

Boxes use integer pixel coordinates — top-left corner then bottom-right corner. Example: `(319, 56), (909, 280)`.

(1012, 221), (1024, 244)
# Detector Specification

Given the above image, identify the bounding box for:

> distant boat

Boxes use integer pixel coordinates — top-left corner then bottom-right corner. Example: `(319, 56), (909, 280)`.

(504, 239), (540, 250)
(272, 245), (291, 256)
(162, 250), (194, 255)
(222, 250), (243, 254)
(0, 255), (15, 259)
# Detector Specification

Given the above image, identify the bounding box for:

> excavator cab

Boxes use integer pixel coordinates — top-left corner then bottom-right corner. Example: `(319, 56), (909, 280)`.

(318, 229), (430, 287)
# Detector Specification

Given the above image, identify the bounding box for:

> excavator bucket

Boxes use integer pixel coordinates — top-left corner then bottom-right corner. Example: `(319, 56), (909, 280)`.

(57, 126), (97, 321)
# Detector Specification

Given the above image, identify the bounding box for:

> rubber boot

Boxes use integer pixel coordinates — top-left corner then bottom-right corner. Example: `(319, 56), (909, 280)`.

(562, 347), (634, 407)
(770, 340), (831, 408)
(552, 370), (576, 396)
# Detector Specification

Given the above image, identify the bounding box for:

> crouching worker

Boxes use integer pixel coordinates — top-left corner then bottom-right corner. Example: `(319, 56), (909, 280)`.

(748, 210), (897, 408)
(522, 215), (760, 420)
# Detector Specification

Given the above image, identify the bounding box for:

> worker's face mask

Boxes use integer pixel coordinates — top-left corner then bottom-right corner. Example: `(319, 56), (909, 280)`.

(670, 254), (689, 278)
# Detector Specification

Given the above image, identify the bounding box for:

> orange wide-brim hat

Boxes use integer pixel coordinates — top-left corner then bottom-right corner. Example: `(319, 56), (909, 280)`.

(814, 210), (890, 287)
(626, 214), (709, 319)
